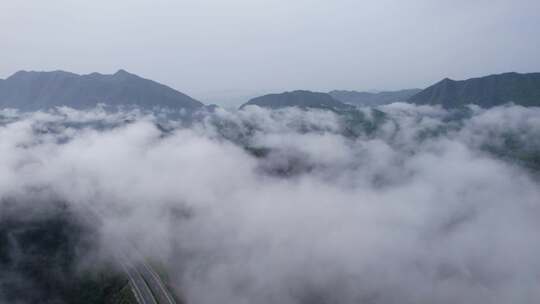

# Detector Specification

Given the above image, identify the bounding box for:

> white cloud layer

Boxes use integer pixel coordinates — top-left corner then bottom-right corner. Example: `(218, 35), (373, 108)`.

(1, 104), (540, 303)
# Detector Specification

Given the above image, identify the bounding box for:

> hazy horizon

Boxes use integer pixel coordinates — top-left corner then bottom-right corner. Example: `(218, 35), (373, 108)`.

(2, 0), (540, 105)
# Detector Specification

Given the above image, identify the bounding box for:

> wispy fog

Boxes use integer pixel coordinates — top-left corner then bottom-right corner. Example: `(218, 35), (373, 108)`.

(1, 104), (540, 303)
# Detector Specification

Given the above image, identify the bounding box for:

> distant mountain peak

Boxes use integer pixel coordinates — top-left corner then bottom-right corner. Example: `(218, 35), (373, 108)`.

(113, 69), (133, 77)
(408, 72), (540, 108)
(0, 69), (203, 111)
(240, 90), (353, 110)
(7, 70), (77, 80)
(110, 69), (138, 81)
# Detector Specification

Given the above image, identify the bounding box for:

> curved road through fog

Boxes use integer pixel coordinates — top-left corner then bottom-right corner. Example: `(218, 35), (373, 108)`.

(121, 257), (177, 304)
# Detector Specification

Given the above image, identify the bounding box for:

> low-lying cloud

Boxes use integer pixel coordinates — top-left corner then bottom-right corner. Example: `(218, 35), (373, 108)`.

(1, 103), (540, 303)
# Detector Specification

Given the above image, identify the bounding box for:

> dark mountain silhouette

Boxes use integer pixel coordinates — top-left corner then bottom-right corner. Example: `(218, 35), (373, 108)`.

(0, 70), (203, 111)
(240, 90), (353, 110)
(408, 72), (540, 108)
(329, 89), (421, 106)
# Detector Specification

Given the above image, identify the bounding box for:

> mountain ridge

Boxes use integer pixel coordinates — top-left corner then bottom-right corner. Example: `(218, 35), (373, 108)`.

(0, 69), (203, 111)
(240, 90), (353, 110)
(408, 72), (540, 108)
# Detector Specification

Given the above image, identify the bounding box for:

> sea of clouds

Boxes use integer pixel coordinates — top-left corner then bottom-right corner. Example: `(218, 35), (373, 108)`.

(1, 103), (540, 304)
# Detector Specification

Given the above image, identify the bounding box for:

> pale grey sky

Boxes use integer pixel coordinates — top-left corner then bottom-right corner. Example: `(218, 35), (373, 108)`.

(1, 0), (539, 104)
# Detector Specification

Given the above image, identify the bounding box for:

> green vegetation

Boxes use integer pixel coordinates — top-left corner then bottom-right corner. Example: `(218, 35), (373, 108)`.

(107, 284), (138, 304)
(481, 132), (540, 173)
(340, 108), (387, 138)
(0, 204), (132, 304)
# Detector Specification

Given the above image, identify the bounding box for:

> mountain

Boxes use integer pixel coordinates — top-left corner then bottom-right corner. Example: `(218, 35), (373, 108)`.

(408, 72), (540, 108)
(329, 89), (421, 106)
(240, 90), (353, 110)
(0, 70), (203, 111)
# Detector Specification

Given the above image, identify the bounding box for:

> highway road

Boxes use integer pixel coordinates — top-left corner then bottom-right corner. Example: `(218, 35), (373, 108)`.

(138, 261), (177, 304)
(83, 207), (178, 304)
(119, 252), (178, 304)
(122, 262), (158, 304)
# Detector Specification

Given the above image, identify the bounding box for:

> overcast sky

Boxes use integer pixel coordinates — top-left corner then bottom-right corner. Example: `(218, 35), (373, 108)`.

(1, 0), (539, 104)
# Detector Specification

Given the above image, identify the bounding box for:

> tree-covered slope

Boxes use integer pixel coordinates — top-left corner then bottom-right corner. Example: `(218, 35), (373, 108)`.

(0, 201), (130, 304)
